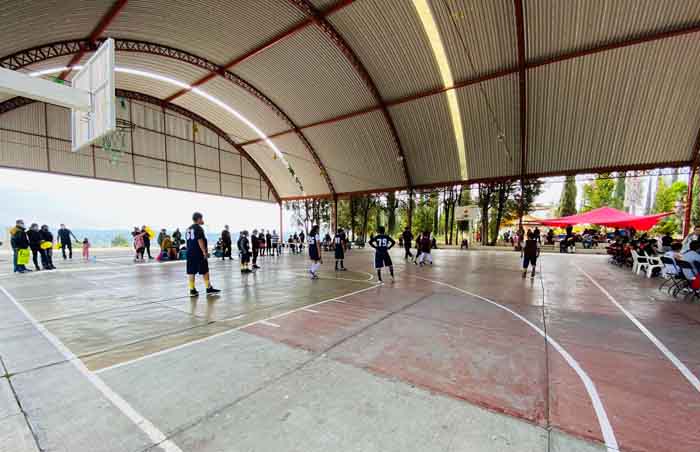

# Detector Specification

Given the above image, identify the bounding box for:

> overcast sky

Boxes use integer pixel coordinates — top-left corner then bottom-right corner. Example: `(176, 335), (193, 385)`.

(0, 168), (279, 232)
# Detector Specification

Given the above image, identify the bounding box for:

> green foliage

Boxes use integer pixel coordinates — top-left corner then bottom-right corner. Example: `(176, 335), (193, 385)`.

(652, 178), (687, 214)
(611, 172), (626, 210)
(652, 216), (680, 236)
(692, 174), (700, 228)
(581, 173), (615, 212)
(111, 234), (129, 247)
(557, 175), (577, 217)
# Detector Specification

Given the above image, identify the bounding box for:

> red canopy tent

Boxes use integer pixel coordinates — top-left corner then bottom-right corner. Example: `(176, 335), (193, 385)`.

(540, 207), (671, 231)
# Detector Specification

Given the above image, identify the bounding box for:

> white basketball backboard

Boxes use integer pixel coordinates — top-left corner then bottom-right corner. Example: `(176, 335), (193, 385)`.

(71, 38), (116, 152)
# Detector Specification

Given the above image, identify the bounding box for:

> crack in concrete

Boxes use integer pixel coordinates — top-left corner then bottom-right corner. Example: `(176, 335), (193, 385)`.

(0, 355), (45, 452)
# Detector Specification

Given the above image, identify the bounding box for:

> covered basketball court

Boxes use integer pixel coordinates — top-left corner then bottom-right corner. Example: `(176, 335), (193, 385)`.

(2, 1), (700, 452)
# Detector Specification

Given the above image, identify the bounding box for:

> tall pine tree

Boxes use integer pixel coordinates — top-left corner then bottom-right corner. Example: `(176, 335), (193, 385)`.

(558, 175), (577, 216)
(612, 172), (626, 210)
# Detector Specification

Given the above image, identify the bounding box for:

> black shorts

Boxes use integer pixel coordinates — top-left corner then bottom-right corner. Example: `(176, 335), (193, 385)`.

(187, 256), (209, 275)
(374, 251), (392, 269)
(523, 255), (537, 268)
(309, 247), (320, 261)
(334, 246), (344, 260)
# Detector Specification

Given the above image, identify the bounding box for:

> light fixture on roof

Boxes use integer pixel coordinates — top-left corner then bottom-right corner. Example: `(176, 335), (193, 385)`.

(413, 0), (468, 179)
(29, 66), (304, 195)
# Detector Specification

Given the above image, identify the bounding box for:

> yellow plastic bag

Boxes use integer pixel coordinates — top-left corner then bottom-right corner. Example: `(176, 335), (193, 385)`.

(17, 248), (30, 265)
(54, 242), (62, 250)
(40, 241), (52, 250)
(145, 226), (155, 239)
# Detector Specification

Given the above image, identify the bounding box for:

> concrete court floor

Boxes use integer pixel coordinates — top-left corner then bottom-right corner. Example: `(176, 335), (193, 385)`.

(1, 247), (699, 452)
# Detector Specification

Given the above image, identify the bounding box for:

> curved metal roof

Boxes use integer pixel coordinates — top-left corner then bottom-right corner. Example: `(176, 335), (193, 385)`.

(1, 0), (699, 200)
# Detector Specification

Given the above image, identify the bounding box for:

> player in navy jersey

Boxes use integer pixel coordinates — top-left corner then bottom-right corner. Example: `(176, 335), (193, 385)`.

(308, 225), (322, 279)
(185, 212), (220, 297)
(369, 226), (395, 283)
(333, 228), (347, 271)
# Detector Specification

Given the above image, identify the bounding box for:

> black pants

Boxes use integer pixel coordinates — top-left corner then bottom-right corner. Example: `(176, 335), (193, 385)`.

(61, 241), (72, 259)
(31, 248), (46, 270)
(404, 244), (413, 258)
(252, 249), (259, 265)
(144, 241), (152, 258)
(222, 242), (232, 259)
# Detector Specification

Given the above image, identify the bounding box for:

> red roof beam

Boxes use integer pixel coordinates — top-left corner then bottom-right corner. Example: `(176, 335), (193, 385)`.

(164, 0), (355, 103)
(58, 0), (128, 80)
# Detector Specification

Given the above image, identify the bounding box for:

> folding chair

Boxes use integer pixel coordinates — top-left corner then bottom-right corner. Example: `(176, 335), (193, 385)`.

(659, 256), (684, 294)
(675, 260), (699, 301)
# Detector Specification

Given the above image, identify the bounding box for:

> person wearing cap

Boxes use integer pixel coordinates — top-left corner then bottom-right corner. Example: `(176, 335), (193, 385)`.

(185, 212), (220, 297)
(27, 223), (47, 271)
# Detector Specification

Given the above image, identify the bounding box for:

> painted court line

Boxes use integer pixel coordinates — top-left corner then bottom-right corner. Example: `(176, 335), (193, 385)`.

(412, 275), (619, 452)
(0, 285), (183, 452)
(95, 283), (380, 374)
(258, 320), (281, 328)
(302, 308), (319, 313)
(576, 264), (700, 394)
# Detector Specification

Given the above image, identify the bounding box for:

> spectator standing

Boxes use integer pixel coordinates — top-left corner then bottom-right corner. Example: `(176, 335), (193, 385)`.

(141, 226), (153, 260)
(221, 225), (232, 260)
(402, 226), (413, 259)
(12, 220), (31, 273)
(266, 231), (272, 256)
(82, 238), (91, 261)
(57, 223), (77, 259)
(251, 229), (261, 269)
(27, 223), (48, 271)
(39, 225), (55, 270)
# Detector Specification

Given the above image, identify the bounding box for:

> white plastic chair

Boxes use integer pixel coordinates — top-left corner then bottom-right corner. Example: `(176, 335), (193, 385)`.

(642, 255), (663, 278)
(631, 250), (646, 275)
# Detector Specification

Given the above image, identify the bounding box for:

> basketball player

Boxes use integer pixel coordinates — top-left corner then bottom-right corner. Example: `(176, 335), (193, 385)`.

(369, 226), (395, 283)
(186, 212), (220, 296)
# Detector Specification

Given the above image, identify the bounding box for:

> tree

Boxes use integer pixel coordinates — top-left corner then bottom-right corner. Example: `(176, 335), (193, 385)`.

(651, 178), (687, 235)
(558, 175), (577, 217)
(581, 173), (615, 212)
(111, 234), (129, 247)
(489, 181), (516, 245)
(477, 183), (496, 245)
(385, 192), (399, 236)
(612, 172), (626, 210)
(653, 178), (687, 214)
(513, 179), (545, 221)
(692, 173), (700, 228)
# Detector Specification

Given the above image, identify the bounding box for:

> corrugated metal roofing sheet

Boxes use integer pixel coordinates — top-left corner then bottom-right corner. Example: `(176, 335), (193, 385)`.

(268, 133), (330, 196)
(527, 34), (700, 175)
(457, 74), (520, 180)
(328, 0), (442, 100)
(432, 0), (518, 82)
(303, 111), (406, 193)
(177, 76), (290, 141)
(106, 0), (306, 66)
(233, 26), (376, 125)
(389, 93), (461, 185)
(526, 0), (700, 61)
(0, 1), (112, 58)
(244, 142), (302, 198)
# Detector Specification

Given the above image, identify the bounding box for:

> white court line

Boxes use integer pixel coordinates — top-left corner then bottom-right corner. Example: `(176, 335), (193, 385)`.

(412, 275), (619, 452)
(258, 320), (281, 328)
(95, 283), (380, 374)
(576, 264), (700, 394)
(302, 308), (319, 313)
(287, 272), (375, 284)
(0, 285), (183, 452)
